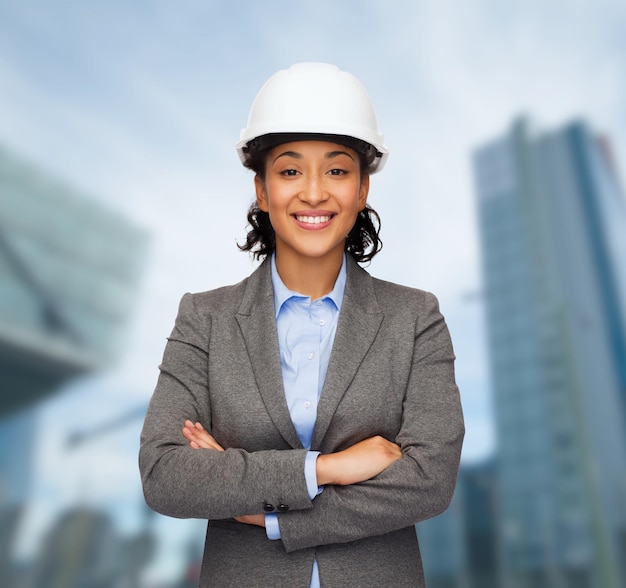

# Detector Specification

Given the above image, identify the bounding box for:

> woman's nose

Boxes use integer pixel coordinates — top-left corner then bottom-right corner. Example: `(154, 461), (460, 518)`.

(300, 176), (328, 204)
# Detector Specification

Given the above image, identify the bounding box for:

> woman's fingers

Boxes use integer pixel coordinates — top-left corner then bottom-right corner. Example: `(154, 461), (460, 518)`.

(182, 420), (225, 451)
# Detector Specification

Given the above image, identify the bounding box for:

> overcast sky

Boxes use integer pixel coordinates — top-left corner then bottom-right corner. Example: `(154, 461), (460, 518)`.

(2, 0), (625, 581)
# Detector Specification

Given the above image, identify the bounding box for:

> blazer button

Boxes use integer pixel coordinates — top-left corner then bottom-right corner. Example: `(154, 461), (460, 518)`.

(263, 503), (274, 512)
(277, 504), (289, 512)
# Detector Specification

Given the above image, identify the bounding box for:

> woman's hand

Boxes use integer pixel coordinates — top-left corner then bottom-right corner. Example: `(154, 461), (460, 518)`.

(316, 435), (402, 486)
(182, 420), (224, 451)
(233, 514), (266, 527)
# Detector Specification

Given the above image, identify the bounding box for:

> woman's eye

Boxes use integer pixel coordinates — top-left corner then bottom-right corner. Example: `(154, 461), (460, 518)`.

(280, 169), (299, 176)
(328, 168), (346, 176)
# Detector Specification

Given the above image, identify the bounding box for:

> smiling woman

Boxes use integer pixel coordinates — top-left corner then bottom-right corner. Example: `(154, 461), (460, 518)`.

(139, 62), (464, 588)
(239, 144), (382, 266)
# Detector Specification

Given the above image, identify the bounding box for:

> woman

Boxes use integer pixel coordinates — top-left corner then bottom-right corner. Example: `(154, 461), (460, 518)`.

(140, 62), (464, 587)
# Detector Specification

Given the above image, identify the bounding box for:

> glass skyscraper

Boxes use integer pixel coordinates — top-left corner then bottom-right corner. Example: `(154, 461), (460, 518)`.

(473, 118), (626, 588)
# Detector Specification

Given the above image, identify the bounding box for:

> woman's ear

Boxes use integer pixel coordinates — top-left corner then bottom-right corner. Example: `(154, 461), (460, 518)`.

(254, 175), (269, 212)
(358, 174), (370, 211)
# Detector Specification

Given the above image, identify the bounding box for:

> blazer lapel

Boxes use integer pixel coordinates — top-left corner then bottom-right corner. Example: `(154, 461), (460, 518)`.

(312, 259), (383, 449)
(235, 261), (303, 450)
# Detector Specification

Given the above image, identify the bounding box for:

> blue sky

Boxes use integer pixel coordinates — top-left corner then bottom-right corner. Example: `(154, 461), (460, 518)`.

(2, 0), (625, 581)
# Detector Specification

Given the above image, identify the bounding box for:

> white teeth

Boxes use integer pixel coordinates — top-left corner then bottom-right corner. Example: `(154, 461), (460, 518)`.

(296, 215), (331, 224)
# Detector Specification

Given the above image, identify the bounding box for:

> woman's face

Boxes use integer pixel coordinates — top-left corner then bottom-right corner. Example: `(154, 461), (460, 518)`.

(255, 140), (369, 265)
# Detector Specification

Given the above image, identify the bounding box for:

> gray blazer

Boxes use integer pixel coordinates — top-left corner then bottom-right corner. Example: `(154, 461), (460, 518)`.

(139, 257), (464, 587)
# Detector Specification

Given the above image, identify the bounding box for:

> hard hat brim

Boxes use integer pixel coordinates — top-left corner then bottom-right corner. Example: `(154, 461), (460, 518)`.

(236, 132), (389, 174)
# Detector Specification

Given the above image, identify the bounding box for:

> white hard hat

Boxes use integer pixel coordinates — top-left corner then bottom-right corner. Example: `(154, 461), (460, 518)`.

(236, 62), (389, 173)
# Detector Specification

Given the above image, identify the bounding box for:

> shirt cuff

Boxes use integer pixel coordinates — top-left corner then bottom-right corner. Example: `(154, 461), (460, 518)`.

(265, 513), (281, 540)
(305, 451), (323, 499)
(265, 451), (322, 541)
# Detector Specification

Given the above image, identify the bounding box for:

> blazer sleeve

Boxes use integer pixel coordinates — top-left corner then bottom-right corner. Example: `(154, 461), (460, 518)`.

(139, 293), (313, 520)
(276, 292), (465, 553)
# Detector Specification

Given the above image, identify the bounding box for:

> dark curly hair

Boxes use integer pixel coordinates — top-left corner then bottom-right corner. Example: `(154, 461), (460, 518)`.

(237, 135), (383, 264)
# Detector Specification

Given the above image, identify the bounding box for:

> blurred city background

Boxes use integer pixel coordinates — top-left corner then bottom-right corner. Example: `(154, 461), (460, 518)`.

(0, 2), (625, 587)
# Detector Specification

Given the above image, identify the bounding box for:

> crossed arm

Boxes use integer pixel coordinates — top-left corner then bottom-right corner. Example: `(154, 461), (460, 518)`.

(181, 419), (403, 528)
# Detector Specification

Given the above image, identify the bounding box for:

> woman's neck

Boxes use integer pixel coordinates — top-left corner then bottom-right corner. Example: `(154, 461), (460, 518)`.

(274, 249), (343, 299)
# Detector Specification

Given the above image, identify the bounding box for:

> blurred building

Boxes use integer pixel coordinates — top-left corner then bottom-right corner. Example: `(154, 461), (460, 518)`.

(459, 460), (498, 588)
(0, 143), (148, 418)
(0, 143), (149, 584)
(418, 487), (467, 588)
(418, 460), (498, 588)
(0, 410), (35, 505)
(473, 118), (626, 588)
(27, 506), (155, 588)
(30, 508), (120, 588)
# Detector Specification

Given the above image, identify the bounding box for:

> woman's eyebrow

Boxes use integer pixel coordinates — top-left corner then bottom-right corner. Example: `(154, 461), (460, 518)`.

(272, 149), (355, 164)
(272, 151), (302, 163)
(326, 150), (355, 160)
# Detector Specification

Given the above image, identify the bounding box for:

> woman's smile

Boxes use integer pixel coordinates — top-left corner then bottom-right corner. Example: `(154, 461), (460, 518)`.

(293, 212), (334, 228)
